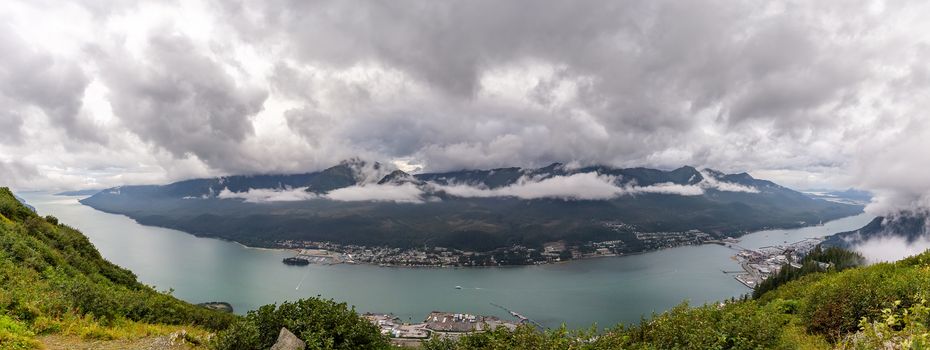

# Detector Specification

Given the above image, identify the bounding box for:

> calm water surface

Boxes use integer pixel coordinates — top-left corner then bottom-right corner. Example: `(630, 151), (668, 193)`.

(19, 192), (873, 328)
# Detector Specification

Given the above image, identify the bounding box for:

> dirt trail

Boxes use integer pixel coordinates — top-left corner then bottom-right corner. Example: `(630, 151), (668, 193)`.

(40, 334), (201, 350)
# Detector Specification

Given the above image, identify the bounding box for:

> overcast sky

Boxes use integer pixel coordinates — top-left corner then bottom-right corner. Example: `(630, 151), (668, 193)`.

(1, 0), (928, 214)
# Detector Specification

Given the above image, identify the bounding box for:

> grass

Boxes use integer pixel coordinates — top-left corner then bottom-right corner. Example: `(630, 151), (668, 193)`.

(0, 187), (233, 350)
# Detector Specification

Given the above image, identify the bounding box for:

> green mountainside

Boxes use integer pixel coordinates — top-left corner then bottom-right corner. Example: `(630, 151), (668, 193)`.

(0, 187), (387, 349)
(81, 161), (861, 252)
(0, 187), (236, 348)
(824, 213), (930, 249)
(2, 186), (927, 349)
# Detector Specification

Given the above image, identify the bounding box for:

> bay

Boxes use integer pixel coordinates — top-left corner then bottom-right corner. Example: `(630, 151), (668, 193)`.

(18, 192), (873, 329)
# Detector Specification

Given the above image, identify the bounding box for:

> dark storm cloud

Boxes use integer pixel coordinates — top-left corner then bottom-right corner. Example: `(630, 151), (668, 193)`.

(95, 32), (268, 171)
(217, 0), (893, 172)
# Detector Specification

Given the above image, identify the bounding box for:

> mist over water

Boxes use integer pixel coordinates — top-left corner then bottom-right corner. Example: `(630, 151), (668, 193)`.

(847, 213), (930, 263)
(853, 236), (930, 263)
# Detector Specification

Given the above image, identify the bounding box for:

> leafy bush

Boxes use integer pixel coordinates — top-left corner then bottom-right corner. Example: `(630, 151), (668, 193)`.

(211, 297), (390, 350)
(841, 297), (930, 349)
(0, 314), (40, 350)
(422, 324), (603, 350)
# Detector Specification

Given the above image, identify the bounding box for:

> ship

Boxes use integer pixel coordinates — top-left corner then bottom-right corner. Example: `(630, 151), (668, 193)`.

(282, 257), (310, 266)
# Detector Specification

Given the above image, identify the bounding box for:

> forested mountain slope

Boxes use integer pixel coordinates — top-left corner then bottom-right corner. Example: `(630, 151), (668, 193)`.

(81, 160), (862, 251)
(0, 187), (238, 348)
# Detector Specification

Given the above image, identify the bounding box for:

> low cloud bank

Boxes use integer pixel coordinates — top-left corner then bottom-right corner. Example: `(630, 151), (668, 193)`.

(852, 235), (930, 264)
(846, 213), (930, 263)
(326, 183), (425, 203)
(215, 171), (761, 203)
(217, 187), (318, 203)
(438, 172), (705, 200)
(439, 173), (627, 200)
(698, 171), (760, 193)
(217, 183), (426, 203)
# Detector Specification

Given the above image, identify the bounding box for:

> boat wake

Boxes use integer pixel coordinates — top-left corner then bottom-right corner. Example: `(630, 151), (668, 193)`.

(295, 267), (311, 290)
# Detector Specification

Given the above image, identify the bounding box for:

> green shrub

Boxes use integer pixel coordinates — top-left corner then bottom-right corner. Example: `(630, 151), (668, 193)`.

(211, 297), (390, 350)
(0, 314), (40, 350)
(841, 297), (930, 349)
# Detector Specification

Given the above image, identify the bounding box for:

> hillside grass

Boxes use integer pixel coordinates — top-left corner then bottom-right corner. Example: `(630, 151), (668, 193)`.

(0, 187), (236, 349)
(0, 187), (395, 350)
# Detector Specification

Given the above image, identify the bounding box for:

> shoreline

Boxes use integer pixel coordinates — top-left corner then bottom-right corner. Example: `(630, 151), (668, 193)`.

(70, 193), (864, 269)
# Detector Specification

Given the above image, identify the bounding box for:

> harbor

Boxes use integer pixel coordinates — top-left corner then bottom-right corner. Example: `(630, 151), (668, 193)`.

(364, 309), (522, 347)
(281, 248), (345, 265)
(729, 238), (823, 289)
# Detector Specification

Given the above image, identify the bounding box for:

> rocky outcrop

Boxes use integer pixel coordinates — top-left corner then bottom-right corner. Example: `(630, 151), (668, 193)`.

(270, 328), (305, 350)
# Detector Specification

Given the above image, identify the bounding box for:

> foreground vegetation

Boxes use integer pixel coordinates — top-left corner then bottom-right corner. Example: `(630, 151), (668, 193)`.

(0, 187), (393, 349)
(2, 186), (929, 349)
(752, 245), (866, 298)
(0, 187), (239, 349)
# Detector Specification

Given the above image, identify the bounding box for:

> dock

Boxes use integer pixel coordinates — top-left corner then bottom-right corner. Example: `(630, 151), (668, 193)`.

(726, 237), (824, 290)
(490, 303), (545, 330)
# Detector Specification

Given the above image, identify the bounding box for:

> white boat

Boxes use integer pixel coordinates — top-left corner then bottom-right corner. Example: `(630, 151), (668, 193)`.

(455, 285), (463, 289)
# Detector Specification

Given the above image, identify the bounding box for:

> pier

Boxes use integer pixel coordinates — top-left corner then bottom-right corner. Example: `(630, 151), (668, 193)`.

(490, 303), (545, 330)
(726, 237), (824, 290)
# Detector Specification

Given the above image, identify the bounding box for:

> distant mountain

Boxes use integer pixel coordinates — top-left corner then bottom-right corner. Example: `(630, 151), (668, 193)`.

(92, 159), (387, 200)
(54, 189), (102, 196)
(416, 164), (708, 188)
(12, 193), (35, 212)
(377, 170), (424, 186)
(823, 212), (929, 248)
(81, 160), (863, 252)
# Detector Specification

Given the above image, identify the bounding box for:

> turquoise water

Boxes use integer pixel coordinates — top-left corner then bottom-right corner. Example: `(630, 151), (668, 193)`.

(19, 192), (873, 328)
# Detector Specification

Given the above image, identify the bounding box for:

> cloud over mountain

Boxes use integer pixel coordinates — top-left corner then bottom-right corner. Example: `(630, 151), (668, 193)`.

(212, 166), (761, 203)
(0, 0), (928, 217)
(217, 186), (317, 203)
(437, 173), (706, 200)
(326, 183), (427, 204)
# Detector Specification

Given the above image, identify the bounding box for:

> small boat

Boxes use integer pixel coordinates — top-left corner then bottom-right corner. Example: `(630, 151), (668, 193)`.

(455, 285), (463, 289)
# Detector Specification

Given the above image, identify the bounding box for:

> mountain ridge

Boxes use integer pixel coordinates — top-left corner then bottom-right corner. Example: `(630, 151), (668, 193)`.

(80, 160), (863, 252)
(91, 160), (793, 200)
(823, 212), (929, 248)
